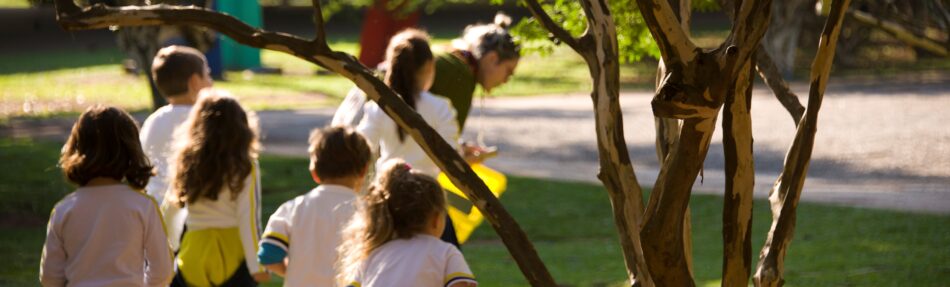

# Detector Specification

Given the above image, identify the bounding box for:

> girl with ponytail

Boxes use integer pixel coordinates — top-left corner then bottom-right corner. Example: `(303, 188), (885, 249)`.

(338, 160), (477, 287)
(357, 28), (459, 179)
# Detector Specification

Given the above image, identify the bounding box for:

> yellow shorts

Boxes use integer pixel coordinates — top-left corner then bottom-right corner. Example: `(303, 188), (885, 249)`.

(177, 227), (246, 287)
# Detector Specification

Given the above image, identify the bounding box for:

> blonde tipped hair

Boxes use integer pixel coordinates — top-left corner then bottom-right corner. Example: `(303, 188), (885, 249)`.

(452, 12), (520, 61)
(336, 159), (446, 284)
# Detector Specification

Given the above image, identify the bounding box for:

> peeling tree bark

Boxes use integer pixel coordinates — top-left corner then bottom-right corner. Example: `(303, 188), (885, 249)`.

(753, 0), (853, 286)
(635, 0), (773, 285)
(52, 1), (557, 286)
(654, 0), (693, 277)
(524, 1), (652, 285)
(721, 60), (756, 287)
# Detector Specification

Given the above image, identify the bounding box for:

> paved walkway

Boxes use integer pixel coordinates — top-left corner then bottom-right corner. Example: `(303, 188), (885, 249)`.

(4, 76), (949, 214)
(258, 76), (950, 215)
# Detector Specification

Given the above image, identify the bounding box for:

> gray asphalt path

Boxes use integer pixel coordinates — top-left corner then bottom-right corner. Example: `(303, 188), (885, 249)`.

(258, 77), (950, 215)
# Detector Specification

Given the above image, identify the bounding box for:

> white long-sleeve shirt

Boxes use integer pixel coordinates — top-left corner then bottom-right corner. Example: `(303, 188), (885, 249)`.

(162, 161), (264, 274)
(40, 184), (174, 287)
(357, 91), (459, 177)
(140, 104), (193, 204)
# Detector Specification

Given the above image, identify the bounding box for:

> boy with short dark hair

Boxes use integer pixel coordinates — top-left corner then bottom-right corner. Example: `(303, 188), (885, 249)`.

(140, 45), (213, 204)
(257, 126), (372, 287)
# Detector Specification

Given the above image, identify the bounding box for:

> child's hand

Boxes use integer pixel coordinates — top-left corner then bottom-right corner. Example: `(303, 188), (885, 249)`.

(461, 142), (498, 164)
(252, 271), (271, 283)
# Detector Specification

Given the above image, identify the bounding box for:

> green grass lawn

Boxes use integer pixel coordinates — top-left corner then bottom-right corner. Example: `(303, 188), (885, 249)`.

(0, 37), (664, 121)
(1, 138), (948, 286)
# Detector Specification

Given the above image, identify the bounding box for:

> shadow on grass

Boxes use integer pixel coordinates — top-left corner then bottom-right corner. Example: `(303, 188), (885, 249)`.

(1, 143), (948, 286)
(0, 49), (125, 75)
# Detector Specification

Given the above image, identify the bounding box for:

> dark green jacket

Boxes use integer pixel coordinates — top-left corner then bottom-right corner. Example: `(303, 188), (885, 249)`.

(429, 52), (477, 128)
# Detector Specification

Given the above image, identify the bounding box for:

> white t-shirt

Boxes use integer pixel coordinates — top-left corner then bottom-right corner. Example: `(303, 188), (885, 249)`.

(347, 235), (477, 287)
(259, 184), (357, 287)
(357, 91), (459, 177)
(140, 104), (193, 204)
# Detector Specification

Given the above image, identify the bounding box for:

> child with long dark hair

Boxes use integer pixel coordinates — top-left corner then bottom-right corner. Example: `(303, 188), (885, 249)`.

(41, 105), (173, 286)
(338, 160), (477, 287)
(163, 89), (268, 286)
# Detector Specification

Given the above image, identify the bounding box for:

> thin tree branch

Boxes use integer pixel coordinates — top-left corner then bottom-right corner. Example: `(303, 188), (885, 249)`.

(634, 0), (698, 65)
(755, 48), (805, 124)
(575, 0), (652, 285)
(53, 1), (558, 286)
(522, 0), (582, 52)
(311, 0), (330, 51)
(753, 0), (853, 286)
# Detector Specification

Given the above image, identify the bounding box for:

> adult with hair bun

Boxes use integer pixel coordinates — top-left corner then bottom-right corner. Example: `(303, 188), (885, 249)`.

(431, 12), (521, 132)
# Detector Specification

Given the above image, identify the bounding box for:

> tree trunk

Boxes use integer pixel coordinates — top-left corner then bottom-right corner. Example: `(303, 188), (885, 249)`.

(52, 2), (557, 286)
(762, 0), (811, 77)
(523, 1), (653, 285)
(635, 0), (774, 285)
(720, 60), (755, 287)
(753, 0), (853, 286)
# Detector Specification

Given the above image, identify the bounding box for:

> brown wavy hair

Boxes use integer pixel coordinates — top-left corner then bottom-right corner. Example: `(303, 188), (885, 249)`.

(59, 105), (153, 189)
(169, 89), (260, 206)
(337, 159), (446, 283)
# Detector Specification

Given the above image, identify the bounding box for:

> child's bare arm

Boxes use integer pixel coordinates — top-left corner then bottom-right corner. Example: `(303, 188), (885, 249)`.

(263, 262), (287, 277)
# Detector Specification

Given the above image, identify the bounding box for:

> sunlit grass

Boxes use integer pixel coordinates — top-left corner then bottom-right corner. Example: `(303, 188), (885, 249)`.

(1, 140), (949, 286)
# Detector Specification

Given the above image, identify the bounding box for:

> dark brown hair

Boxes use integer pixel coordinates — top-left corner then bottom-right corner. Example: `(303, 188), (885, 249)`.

(151, 45), (207, 98)
(337, 159), (446, 283)
(384, 29), (434, 142)
(169, 89), (260, 206)
(59, 105), (153, 189)
(309, 125), (372, 180)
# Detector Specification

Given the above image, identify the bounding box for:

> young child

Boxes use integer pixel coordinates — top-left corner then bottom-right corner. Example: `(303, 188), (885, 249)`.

(357, 28), (459, 178)
(140, 45), (213, 205)
(162, 89), (268, 286)
(41, 105), (173, 287)
(256, 126), (372, 286)
(337, 160), (478, 287)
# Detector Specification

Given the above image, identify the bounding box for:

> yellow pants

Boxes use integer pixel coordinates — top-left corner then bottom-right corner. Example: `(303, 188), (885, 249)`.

(177, 227), (245, 287)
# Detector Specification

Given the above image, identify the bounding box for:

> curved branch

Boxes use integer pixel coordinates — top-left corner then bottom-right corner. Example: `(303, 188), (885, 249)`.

(753, 0), (853, 286)
(847, 9), (948, 56)
(54, 1), (558, 286)
(634, 0), (698, 65)
(522, 0), (581, 52)
(755, 48), (805, 124)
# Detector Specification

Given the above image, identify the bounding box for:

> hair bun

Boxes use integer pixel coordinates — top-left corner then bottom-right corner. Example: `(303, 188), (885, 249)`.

(494, 12), (512, 29)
